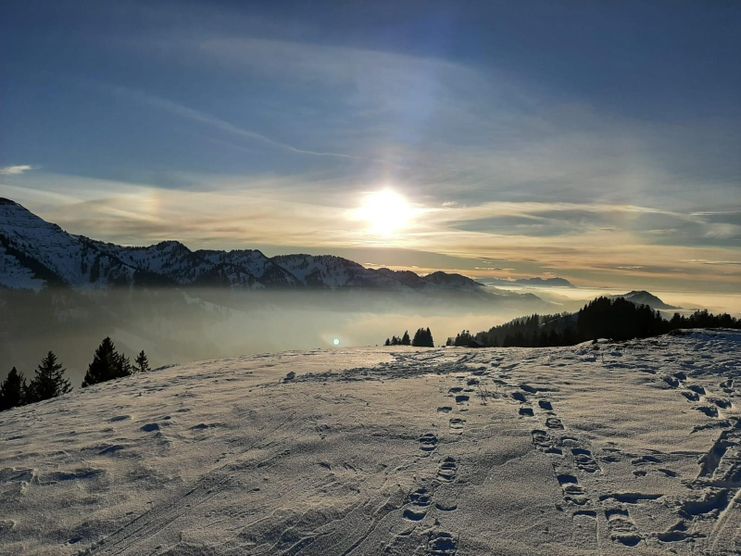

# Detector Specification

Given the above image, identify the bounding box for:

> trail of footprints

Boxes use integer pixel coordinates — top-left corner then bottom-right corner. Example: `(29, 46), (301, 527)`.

(403, 365), (483, 555)
(411, 351), (738, 553)
(664, 370), (734, 419)
(657, 368), (740, 551)
(510, 353), (739, 551)
(481, 358), (600, 545)
(506, 374), (633, 548)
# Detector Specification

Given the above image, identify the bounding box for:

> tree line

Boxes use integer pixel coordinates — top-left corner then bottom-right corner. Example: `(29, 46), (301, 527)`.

(0, 337), (150, 412)
(447, 297), (741, 348)
(384, 327), (435, 347)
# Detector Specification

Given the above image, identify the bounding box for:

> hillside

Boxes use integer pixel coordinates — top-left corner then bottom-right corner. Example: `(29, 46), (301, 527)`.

(611, 290), (678, 311)
(0, 330), (739, 555)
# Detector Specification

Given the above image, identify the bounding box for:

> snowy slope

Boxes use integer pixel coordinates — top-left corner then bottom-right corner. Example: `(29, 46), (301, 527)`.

(0, 198), (489, 295)
(0, 199), (137, 288)
(94, 240), (213, 285)
(0, 243), (45, 290)
(197, 249), (298, 287)
(272, 254), (397, 288)
(1, 330), (739, 555)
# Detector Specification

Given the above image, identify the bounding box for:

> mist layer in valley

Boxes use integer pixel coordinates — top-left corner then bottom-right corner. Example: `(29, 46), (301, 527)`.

(0, 287), (550, 386)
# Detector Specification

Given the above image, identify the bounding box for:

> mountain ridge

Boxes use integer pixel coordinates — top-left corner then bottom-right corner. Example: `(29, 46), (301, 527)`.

(486, 276), (574, 288)
(0, 198), (484, 294)
(611, 290), (678, 310)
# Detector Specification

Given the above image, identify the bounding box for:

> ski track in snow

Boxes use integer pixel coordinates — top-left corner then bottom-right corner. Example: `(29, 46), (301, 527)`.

(0, 330), (739, 555)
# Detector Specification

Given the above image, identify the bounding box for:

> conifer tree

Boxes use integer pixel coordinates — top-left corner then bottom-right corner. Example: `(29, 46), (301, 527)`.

(0, 367), (27, 411)
(384, 338), (391, 346)
(82, 337), (132, 387)
(134, 350), (150, 373)
(451, 330), (476, 347)
(412, 328), (434, 347)
(26, 352), (71, 402)
(401, 331), (411, 345)
(412, 328), (423, 346)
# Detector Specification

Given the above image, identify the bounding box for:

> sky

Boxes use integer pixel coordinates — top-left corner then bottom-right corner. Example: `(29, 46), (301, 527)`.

(1, 0), (740, 293)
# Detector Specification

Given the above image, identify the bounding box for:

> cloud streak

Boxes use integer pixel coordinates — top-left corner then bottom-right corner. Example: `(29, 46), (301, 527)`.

(0, 164), (35, 175)
(105, 84), (362, 161)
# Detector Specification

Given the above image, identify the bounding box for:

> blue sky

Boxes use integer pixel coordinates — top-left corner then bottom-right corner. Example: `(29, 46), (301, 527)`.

(1, 1), (740, 292)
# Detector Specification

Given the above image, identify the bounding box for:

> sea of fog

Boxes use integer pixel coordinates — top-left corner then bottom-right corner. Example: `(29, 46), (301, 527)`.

(1, 286), (738, 387)
(0, 287), (545, 386)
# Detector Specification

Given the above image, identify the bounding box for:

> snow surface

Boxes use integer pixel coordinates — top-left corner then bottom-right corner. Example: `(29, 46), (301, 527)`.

(1, 330), (739, 555)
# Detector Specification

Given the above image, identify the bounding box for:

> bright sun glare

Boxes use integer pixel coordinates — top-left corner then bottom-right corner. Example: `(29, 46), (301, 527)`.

(355, 188), (415, 237)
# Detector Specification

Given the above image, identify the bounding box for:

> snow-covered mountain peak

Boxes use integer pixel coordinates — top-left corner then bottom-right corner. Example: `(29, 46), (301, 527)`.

(0, 198), (488, 295)
(0, 199), (138, 289)
(151, 240), (189, 252)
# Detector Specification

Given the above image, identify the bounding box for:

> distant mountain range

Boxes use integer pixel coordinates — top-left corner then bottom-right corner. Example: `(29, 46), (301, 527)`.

(484, 275), (677, 311)
(610, 290), (678, 310)
(485, 277), (575, 288)
(0, 198), (681, 314)
(0, 198), (488, 295)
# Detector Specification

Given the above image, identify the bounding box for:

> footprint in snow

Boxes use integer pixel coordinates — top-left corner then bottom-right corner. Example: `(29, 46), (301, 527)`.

(419, 433), (439, 452)
(426, 531), (457, 555)
(437, 456), (458, 482)
(402, 487), (432, 522)
(449, 418), (466, 431)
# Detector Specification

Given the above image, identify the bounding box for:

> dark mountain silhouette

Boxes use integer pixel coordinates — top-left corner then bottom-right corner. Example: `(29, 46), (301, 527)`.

(611, 290), (678, 310)
(486, 276), (574, 288)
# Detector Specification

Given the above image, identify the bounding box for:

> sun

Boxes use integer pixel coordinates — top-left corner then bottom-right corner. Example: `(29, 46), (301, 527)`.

(355, 188), (415, 237)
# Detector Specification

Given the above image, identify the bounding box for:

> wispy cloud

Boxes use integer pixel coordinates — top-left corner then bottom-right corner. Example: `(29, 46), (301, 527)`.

(0, 164), (35, 175)
(683, 259), (741, 266)
(108, 28), (740, 218)
(2, 8), (738, 295)
(6, 170), (740, 293)
(104, 84), (362, 161)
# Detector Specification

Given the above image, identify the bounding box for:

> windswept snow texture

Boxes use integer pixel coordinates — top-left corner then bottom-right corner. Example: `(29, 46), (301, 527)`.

(1, 330), (740, 555)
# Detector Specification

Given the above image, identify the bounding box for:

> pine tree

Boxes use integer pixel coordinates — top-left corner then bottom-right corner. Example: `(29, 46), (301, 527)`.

(384, 338), (391, 346)
(412, 329), (422, 346)
(401, 331), (411, 345)
(412, 328), (434, 347)
(134, 350), (150, 373)
(452, 330), (476, 347)
(82, 337), (132, 387)
(26, 352), (71, 403)
(0, 367), (27, 411)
